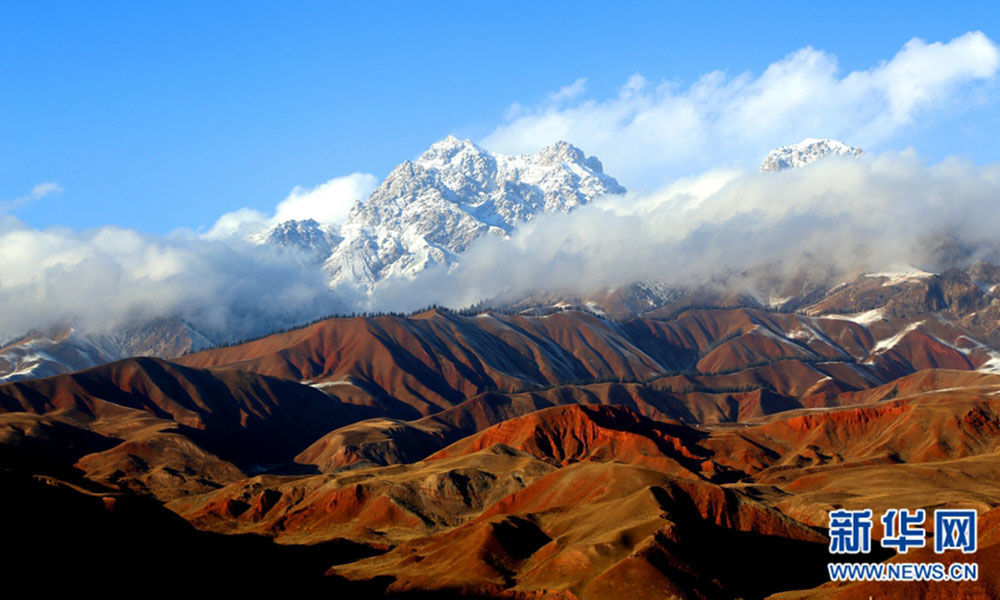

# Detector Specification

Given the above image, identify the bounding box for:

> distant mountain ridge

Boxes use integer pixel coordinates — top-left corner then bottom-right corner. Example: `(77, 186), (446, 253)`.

(0, 318), (214, 384)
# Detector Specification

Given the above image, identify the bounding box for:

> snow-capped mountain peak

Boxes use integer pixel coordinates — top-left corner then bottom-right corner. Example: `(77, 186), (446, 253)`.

(415, 135), (485, 167)
(760, 138), (863, 172)
(323, 137), (626, 290)
(247, 218), (343, 262)
(535, 140), (605, 172)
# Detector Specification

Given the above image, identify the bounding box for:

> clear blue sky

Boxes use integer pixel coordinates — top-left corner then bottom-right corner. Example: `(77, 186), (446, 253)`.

(2, 1), (998, 234)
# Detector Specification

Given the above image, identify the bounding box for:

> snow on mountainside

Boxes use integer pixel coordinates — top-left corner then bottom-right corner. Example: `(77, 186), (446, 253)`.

(323, 136), (626, 290)
(0, 328), (118, 383)
(0, 318), (214, 383)
(760, 138), (863, 172)
(247, 218), (343, 262)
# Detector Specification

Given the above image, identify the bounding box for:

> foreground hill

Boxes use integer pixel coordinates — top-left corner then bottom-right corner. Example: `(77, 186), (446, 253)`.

(0, 469), (380, 593)
(0, 357), (367, 499)
(5, 305), (1000, 595)
(165, 376), (1000, 597)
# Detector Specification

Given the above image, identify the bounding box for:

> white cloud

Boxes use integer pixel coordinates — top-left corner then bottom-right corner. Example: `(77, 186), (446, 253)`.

(0, 222), (344, 342)
(202, 207), (268, 240)
(273, 172), (378, 224)
(482, 32), (1000, 189)
(30, 182), (63, 198)
(206, 172), (378, 240)
(1, 182), (63, 214)
(549, 78), (587, 103)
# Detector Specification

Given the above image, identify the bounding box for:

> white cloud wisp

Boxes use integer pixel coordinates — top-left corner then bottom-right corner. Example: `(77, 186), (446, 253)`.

(204, 172), (378, 239)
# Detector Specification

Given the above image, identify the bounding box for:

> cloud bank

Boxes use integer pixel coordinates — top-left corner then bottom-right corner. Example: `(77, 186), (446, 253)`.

(7, 149), (997, 345)
(0, 218), (344, 341)
(365, 152), (1000, 311)
(483, 32), (1000, 188)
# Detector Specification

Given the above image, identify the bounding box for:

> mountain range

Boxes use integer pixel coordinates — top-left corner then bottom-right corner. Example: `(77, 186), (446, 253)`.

(0, 137), (862, 384)
(10, 136), (1000, 596)
(0, 138), (622, 382)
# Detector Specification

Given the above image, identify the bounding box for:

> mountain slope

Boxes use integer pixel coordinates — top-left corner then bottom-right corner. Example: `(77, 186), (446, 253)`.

(425, 404), (711, 478)
(178, 305), (1000, 423)
(0, 318), (214, 384)
(177, 309), (671, 417)
(8, 317), (1000, 596)
(0, 357), (369, 498)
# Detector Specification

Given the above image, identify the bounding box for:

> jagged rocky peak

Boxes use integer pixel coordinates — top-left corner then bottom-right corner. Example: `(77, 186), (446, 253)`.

(535, 140), (604, 173)
(760, 138), (863, 172)
(417, 136), (599, 170)
(324, 137), (625, 290)
(247, 218), (343, 261)
(416, 135), (489, 165)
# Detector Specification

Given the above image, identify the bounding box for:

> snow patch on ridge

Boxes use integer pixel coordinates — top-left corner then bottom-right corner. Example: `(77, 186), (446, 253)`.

(870, 321), (924, 354)
(865, 267), (935, 285)
(823, 308), (886, 326)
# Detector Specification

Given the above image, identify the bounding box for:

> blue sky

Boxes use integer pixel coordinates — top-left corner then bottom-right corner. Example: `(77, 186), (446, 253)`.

(2, 1), (999, 234)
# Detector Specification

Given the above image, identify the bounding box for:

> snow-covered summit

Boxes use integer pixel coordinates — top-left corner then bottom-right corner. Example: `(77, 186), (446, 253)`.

(760, 138), (863, 172)
(323, 137), (625, 290)
(248, 218), (343, 262)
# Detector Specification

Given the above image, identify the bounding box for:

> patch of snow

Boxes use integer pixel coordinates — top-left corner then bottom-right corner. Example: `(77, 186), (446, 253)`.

(977, 351), (1000, 374)
(822, 308), (886, 326)
(750, 325), (819, 358)
(768, 295), (792, 308)
(864, 266), (935, 286)
(800, 318), (853, 356)
(870, 321), (924, 355)
(311, 379), (360, 390)
(787, 327), (817, 342)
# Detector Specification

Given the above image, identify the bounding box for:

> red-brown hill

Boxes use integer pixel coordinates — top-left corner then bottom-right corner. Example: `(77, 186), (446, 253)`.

(0, 357), (368, 498)
(426, 404), (712, 479)
(176, 308), (976, 421)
